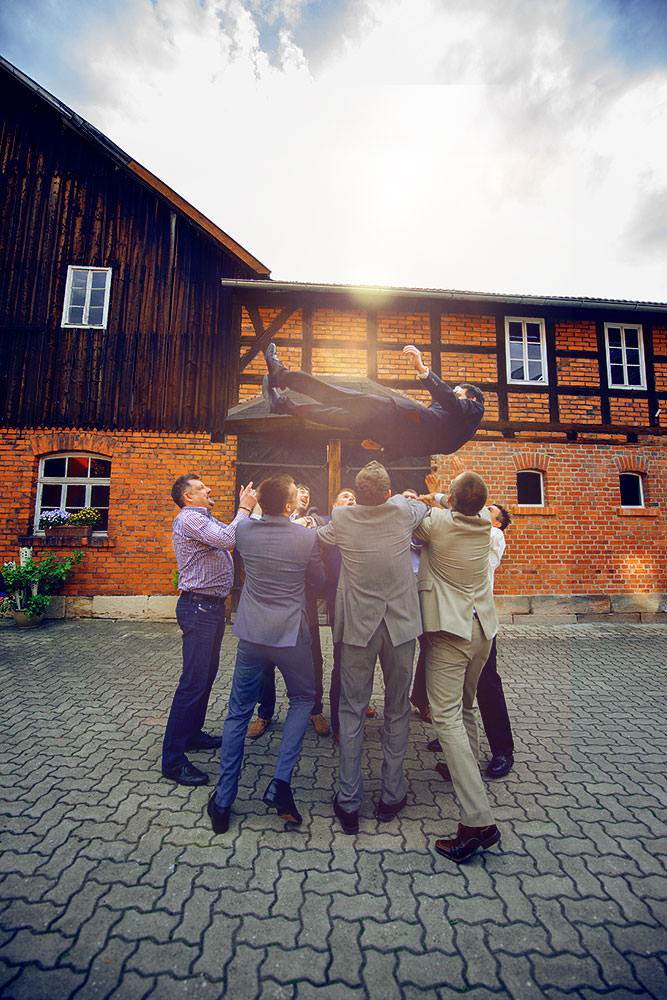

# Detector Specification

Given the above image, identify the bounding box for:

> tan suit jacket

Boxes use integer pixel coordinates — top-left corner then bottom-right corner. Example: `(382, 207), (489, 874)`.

(415, 507), (498, 641)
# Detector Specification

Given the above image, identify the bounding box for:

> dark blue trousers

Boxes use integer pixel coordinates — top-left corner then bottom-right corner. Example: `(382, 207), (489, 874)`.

(162, 593), (226, 772)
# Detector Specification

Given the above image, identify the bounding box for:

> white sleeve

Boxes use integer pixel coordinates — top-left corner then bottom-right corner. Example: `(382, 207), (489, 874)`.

(488, 527), (506, 590)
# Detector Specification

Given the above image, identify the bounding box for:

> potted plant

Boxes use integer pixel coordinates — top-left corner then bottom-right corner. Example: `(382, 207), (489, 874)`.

(0, 551), (84, 627)
(40, 507), (100, 540)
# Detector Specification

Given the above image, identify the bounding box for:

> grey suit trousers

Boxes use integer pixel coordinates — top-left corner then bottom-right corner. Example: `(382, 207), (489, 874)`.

(337, 621), (415, 812)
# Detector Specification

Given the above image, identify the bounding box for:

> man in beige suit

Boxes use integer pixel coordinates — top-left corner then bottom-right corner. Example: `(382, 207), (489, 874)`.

(318, 461), (427, 834)
(415, 471), (501, 863)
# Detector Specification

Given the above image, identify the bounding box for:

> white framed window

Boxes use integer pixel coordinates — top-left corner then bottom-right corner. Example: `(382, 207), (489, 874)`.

(61, 266), (112, 328)
(505, 317), (548, 385)
(34, 453), (111, 532)
(619, 472), (644, 508)
(605, 324), (646, 389)
(516, 470), (544, 506)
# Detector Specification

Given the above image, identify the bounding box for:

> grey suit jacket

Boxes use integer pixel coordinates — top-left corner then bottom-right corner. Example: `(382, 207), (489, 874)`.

(233, 515), (325, 648)
(317, 495), (427, 647)
(415, 506), (498, 641)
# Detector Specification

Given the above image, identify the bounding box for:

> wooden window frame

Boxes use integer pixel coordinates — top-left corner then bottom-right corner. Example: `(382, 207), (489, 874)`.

(34, 453), (111, 534)
(604, 323), (646, 390)
(61, 266), (112, 329)
(505, 317), (548, 386)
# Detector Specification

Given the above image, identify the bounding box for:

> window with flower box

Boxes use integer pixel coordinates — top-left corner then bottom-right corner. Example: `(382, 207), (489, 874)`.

(34, 454), (111, 533)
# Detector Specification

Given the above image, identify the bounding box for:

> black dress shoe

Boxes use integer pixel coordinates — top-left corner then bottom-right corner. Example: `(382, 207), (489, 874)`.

(435, 761), (452, 781)
(207, 793), (231, 834)
(162, 760), (209, 786)
(427, 738), (442, 753)
(261, 375), (290, 414)
(263, 778), (302, 826)
(486, 753), (514, 778)
(264, 343), (288, 387)
(375, 793), (407, 823)
(187, 731), (222, 750)
(333, 796), (359, 835)
(434, 823), (501, 864)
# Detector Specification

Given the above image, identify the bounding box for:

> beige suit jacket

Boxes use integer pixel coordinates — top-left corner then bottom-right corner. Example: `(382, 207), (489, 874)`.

(415, 506), (498, 641)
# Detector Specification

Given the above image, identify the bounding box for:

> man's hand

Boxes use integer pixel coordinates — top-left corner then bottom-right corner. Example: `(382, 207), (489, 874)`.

(402, 344), (428, 376)
(417, 493), (436, 507)
(239, 482), (257, 511)
(425, 471), (439, 493)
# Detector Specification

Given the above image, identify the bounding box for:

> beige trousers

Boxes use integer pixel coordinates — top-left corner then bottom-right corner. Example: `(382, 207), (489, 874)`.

(426, 619), (495, 828)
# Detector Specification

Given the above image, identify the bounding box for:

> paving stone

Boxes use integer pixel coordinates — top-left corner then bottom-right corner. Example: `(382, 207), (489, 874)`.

(190, 914), (240, 978)
(262, 942), (330, 985)
(0, 963), (86, 1000)
(327, 917), (364, 985)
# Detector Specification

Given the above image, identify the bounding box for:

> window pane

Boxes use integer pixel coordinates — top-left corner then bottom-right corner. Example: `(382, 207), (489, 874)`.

(510, 361), (525, 380)
(619, 473), (643, 506)
(67, 456), (89, 477)
(43, 457), (66, 477)
(527, 342), (542, 360)
(41, 483), (63, 507)
(91, 271), (108, 289)
(609, 364), (625, 385)
(627, 367), (642, 386)
(517, 470), (543, 504)
(89, 288), (106, 307)
(66, 484), (86, 507)
(526, 323), (541, 342)
(88, 306), (104, 325)
(96, 508), (109, 531)
(624, 329), (639, 348)
(527, 361), (543, 381)
(508, 322), (523, 340)
(607, 327), (621, 345)
(71, 270), (88, 288)
(68, 306), (84, 325)
(609, 348), (623, 365)
(625, 349), (640, 367)
(90, 459), (111, 478)
(90, 485), (110, 507)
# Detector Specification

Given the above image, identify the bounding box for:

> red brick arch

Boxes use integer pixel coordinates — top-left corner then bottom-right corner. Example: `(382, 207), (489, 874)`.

(27, 430), (116, 458)
(613, 454), (651, 474)
(512, 451), (549, 472)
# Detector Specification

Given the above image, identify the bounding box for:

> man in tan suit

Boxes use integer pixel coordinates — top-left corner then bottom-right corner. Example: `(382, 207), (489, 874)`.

(415, 471), (501, 863)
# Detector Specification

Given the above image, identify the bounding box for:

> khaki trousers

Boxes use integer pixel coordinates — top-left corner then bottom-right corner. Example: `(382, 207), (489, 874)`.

(426, 619), (495, 828)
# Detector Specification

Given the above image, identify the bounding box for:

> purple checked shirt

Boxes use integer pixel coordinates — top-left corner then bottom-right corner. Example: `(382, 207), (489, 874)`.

(173, 506), (248, 597)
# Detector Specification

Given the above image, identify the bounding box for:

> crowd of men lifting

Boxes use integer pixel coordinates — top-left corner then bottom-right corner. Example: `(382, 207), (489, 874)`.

(161, 345), (514, 864)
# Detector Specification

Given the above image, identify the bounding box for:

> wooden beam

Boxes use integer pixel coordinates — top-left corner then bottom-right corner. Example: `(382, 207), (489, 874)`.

(328, 438), (341, 509)
(239, 305), (298, 371)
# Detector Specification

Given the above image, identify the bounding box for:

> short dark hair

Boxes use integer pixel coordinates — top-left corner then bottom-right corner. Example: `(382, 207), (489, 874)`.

(295, 483), (311, 493)
(171, 474), (199, 508)
(449, 472), (488, 515)
(490, 502), (511, 531)
(355, 461), (391, 506)
(459, 382), (484, 405)
(257, 474), (295, 516)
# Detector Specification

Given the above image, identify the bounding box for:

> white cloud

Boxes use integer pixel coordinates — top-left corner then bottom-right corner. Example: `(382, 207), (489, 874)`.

(13, 0), (667, 300)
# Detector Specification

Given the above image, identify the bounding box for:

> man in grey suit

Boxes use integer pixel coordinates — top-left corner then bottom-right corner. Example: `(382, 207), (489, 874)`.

(415, 471), (501, 863)
(318, 461), (428, 833)
(207, 474), (325, 835)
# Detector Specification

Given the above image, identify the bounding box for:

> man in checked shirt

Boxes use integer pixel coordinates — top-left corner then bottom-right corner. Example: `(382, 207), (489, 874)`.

(162, 474), (257, 786)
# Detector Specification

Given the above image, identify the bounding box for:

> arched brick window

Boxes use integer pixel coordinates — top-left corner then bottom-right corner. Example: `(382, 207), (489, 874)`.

(619, 472), (644, 508)
(516, 469), (544, 506)
(34, 453), (111, 532)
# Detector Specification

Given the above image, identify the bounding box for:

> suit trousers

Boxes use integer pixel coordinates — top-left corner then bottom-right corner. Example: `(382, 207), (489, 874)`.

(162, 593), (226, 772)
(426, 620), (495, 828)
(476, 637), (514, 756)
(337, 621), (414, 812)
(214, 636), (315, 809)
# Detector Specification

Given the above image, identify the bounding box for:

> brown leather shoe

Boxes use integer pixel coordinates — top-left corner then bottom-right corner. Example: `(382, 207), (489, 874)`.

(435, 761), (452, 781)
(311, 713), (331, 736)
(248, 717), (271, 739)
(434, 823), (501, 863)
(366, 705), (375, 718)
(409, 697), (432, 723)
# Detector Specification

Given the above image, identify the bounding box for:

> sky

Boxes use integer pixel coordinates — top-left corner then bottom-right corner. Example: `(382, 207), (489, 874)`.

(2, 0), (667, 302)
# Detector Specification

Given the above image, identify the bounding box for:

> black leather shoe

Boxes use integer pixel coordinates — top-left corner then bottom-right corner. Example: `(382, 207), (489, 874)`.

(435, 761), (452, 782)
(207, 794), (231, 834)
(434, 823), (501, 864)
(162, 760), (209, 786)
(263, 778), (302, 826)
(333, 796), (359, 835)
(262, 375), (290, 414)
(375, 793), (407, 823)
(264, 343), (288, 387)
(486, 753), (514, 778)
(187, 731), (222, 751)
(427, 738), (442, 753)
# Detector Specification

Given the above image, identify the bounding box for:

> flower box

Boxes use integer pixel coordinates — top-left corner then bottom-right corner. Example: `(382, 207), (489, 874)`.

(44, 525), (93, 541)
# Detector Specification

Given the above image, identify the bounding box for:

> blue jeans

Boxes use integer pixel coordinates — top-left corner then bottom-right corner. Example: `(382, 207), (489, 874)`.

(214, 635), (315, 808)
(162, 594), (226, 772)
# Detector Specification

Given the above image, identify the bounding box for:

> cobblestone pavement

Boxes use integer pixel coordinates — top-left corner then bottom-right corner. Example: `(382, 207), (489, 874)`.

(0, 619), (666, 1000)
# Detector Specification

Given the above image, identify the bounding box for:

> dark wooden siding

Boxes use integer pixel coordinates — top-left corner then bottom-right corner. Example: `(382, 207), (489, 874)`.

(0, 70), (246, 435)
